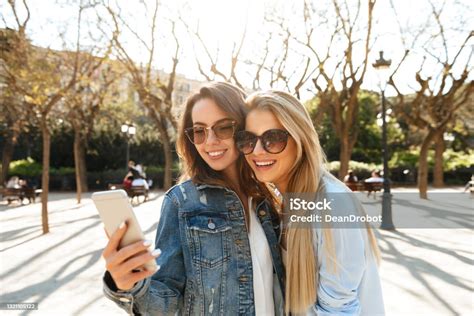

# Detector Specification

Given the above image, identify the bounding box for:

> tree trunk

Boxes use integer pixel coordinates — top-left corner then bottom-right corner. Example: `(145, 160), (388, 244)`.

(79, 143), (88, 191)
(418, 139), (430, 199)
(433, 132), (445, 187)
(73, 130), (88, 204)
(162, 133), (173, 190)
(1, 134), (15, 186)
(41, 120), (50, 234)
(338, 136), (351, 180)
(418, 129), (440, 199)
(150, 111), (174, 190)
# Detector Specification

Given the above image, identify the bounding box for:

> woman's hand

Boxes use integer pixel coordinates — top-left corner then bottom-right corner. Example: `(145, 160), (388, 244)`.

(102, 221), (161, 291)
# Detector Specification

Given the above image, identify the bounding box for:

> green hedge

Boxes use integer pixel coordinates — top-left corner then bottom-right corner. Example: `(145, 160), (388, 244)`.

(9, 158), (43, 177)
(8, 154), (471, 189)
(389, 149), (473, 170)
(326, 157), (472, 185)
(326, 160), (381, 179)
(8, 158), (75, 177)
(7, 158), (181, 190)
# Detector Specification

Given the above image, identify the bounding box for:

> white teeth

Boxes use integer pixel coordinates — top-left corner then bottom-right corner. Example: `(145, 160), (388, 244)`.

(256, 161), (275, 166)
(208, 150), (225, 157)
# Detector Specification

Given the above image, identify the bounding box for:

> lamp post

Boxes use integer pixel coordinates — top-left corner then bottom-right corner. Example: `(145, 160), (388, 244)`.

(121, 123), (136, 169)
(372, 51), (395, 230)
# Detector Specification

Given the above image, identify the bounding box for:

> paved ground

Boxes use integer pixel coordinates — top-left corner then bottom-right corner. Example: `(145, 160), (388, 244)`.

(0, 188), (472, 315)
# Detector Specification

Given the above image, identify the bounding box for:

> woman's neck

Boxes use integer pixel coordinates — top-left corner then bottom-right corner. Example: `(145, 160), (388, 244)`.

(222, 164), (249, 216)
(222, 165), (240, 191)
(275, 180), (288, 195)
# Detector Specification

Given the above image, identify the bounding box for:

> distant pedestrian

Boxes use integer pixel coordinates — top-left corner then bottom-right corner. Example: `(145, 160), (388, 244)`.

(127, 160), (141, 179)
(122, 175), (133, 191)
(365, 170), (384, 183)
(6, 176), (21, 189)
(344, 170), (358, 183)
(464, 175), (474, 193)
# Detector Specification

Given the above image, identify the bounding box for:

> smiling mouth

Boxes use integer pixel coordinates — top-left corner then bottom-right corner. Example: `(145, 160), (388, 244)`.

(254, 160), (276, 168)
(207, 150), (227, 159)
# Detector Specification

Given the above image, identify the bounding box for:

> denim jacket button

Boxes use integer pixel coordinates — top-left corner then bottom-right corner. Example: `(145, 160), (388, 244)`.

(208, 222), (216, 230)
(119, 297), (131, 303)
(259, 210), (266, 216)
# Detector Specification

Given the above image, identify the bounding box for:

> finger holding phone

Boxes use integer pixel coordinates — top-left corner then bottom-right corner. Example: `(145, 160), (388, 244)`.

(102, 221), (161, 290)
(93, 190), (161, 291)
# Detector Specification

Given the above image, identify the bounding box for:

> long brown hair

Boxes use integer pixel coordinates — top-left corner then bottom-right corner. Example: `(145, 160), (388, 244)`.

(176, 82), (272, 203)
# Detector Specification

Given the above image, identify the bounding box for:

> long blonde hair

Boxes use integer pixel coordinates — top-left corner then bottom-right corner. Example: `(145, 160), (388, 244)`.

(245, 90), (380, 314)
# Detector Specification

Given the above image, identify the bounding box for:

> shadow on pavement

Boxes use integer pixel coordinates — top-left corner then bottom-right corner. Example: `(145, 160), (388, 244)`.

(0, 219), (101, 280)
(378, 229), (472, 315)
(4, 248), (103, 316)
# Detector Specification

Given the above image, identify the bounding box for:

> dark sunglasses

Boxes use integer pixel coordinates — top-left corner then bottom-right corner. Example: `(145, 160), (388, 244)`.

(185, 120), (237, 145)
(235, 129), (290, 155)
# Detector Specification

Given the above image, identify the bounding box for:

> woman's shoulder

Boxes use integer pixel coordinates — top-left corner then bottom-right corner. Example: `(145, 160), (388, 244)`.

(166, 179), (193, 191)
(317, 172), (364, 217)
(164, 179), (197, 203)
(320, 172), (352, 193)
(165, 180), (230, 206)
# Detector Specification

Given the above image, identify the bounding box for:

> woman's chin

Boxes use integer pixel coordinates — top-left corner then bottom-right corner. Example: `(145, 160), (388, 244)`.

(205, 158), (234, 172)
(252, 171), (275, 184)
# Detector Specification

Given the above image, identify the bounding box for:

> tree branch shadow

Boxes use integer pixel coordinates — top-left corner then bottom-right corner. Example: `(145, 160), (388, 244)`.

(378, 229), (472, 315)
(1, 248), (104, 316)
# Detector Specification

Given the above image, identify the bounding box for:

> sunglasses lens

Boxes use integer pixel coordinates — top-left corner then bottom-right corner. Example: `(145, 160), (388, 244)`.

(186, 127), (206, 144)
(262, 130), (289, 154)
(214, 123), (235, 140)
(235, 131), (257, 155)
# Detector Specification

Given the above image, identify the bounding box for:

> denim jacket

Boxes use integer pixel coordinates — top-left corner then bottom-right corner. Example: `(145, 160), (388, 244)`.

(103, 180), (285, 315)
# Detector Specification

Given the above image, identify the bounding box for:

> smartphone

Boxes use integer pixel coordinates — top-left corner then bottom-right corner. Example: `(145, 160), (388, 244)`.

(92, 189), (158, 271)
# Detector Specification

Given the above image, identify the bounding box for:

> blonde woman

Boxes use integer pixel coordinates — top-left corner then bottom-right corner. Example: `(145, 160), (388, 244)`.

(235, 90), (385, 315)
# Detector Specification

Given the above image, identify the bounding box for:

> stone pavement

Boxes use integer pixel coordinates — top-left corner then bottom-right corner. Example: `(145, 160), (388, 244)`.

(0, 189), (472, 315)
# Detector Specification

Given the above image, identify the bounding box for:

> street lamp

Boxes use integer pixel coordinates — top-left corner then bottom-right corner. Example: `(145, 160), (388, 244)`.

(373, 51), (395, 230)
(121, 123), (136, 169)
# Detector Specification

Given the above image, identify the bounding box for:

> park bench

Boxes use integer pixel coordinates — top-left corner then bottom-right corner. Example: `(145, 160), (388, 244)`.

(107, 184), (149, 204)
(344, 181), (383, 198)
(1, 187), (43, 204)
(344, 182), (363, 192)
(363, 182), (383, 198)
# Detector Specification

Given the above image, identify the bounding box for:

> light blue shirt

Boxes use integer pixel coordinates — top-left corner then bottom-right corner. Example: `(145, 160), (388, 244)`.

(308, 174), (385, 315)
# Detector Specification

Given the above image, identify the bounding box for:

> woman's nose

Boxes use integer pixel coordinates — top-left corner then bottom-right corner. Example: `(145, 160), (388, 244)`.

(205, 129), (219, 145)
(253, 139), (266, 155)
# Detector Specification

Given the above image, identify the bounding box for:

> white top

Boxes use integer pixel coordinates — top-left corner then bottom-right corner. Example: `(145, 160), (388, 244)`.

(131, 178), (149, 189)
(248, 197), (275, 315)
(365, 177), (384, 183)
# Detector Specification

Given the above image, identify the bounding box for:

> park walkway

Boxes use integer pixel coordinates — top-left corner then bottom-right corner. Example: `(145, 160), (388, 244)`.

(0, 189), (472, 315)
